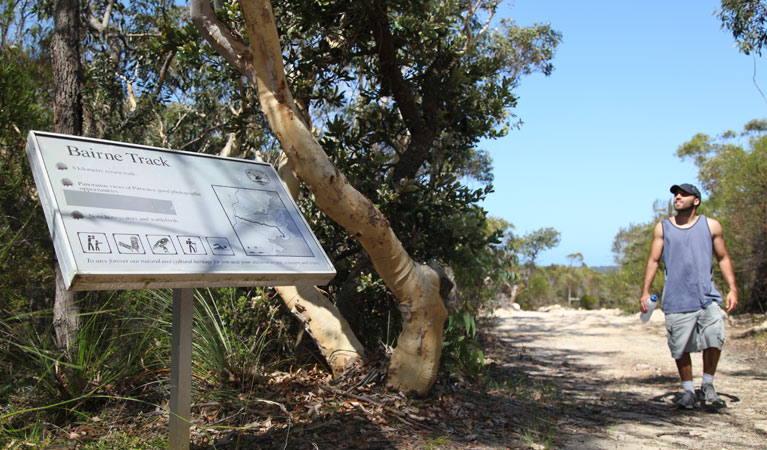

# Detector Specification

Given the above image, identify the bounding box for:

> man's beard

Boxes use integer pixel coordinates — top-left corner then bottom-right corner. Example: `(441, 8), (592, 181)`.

(674, 203), (694, 213)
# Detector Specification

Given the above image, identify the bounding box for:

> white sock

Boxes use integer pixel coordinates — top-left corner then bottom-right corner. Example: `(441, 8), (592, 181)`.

(702, 373), (715, 385)
(682, 380), (695, 393)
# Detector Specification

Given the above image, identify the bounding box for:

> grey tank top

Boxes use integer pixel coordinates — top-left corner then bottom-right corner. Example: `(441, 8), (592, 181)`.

(661, 215), (722, 313)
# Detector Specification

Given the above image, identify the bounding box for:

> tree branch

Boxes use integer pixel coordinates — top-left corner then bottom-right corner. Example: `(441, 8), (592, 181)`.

(189, 0), (251, 76)
(462, 0), (498, 53)
(152, 50), (176, 97)
(87, 0), (115, 33)
(228, 0), (447, 394)
(368, 0), (437, 182)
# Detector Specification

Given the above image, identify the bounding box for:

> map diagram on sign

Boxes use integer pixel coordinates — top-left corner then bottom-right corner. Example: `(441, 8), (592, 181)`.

(212, 185), (314, 257)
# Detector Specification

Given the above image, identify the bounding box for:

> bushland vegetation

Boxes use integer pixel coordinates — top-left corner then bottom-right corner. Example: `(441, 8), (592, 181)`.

(1, 0), (766, 447)
(1, 0), (561, 440)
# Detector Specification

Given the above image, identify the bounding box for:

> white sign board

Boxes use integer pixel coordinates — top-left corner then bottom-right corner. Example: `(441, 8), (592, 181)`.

(26, 131), (336, 290)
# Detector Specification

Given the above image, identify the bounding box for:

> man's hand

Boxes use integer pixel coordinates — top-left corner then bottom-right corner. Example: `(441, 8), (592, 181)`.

(639, 222), (664, 315)
(726, 290), (738, 313)
(639, 294), (651, 314)
(710, 217), (738, 313)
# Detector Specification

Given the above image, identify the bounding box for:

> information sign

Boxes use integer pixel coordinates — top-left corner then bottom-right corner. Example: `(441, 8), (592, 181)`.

(26, 131), (336, 290)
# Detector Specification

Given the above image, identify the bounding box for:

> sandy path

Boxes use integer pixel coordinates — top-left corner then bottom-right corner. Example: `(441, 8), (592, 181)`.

(487, 307), (767, 449)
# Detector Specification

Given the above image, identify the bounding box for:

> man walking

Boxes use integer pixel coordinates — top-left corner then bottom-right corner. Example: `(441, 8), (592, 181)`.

(640, 183), (738, 410)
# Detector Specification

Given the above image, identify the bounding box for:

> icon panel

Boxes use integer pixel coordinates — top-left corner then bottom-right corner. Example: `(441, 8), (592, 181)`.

(147, 235), (177, 255)
(207, 237), (235, 256)
(78, 232), (111, 254)
(114, 234), (145, 254)
(177, 235), (207, 255)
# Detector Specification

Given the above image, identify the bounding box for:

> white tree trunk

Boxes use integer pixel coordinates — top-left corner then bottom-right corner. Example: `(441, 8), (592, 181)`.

(274, 151), (364, 376)
(217, 121), (365, 376)
(191, 0), (448, 394)
(275, 284), (365, 375)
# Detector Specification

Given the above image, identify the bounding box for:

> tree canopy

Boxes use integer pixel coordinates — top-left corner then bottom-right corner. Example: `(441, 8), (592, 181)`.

(719, 0), (767, 56)
(677, 120), (767, 312)
(1, 0), (564, 396)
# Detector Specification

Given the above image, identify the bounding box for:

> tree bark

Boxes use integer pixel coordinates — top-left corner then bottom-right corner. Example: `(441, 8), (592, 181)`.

(53, 264), (79, 350)
(274, 152), (365, 377)
(216, 110), (365, 376)
(191, 0), (449, 394)
(275, 284), (365, 375)
(52, 0), (83, 136)
(51, 0), (83, 352)
(368, 0), (439, 183)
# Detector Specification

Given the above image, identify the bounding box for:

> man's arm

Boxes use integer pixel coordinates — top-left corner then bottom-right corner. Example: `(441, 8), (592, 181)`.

(709, 217), (738, 312)
(639, 221), (664, 313)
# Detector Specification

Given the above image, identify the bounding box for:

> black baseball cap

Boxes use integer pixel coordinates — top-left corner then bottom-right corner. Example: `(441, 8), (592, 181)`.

(670, 183), (701, 199)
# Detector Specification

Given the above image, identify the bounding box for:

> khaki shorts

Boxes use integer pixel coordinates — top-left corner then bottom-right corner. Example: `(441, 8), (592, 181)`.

(664, 302), (725, 360)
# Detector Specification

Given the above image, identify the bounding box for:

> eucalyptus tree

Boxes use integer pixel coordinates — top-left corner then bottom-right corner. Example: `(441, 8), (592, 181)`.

(190, 0), (560, 393)
(75, 0), (272, 155)
(608, 200), (672, 307)
(3, 0), (560, 393)
(517, 226), (560, 283)
(677, 120), (767, 312)
(719, 0), (767, 56)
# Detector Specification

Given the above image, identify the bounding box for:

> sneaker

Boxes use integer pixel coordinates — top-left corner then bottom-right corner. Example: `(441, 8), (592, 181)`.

(674, 390), (697, 409)
(699, 383), (727, 409)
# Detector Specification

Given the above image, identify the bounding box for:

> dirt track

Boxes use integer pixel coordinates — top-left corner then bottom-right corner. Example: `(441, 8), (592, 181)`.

(486, 307), (767, 449)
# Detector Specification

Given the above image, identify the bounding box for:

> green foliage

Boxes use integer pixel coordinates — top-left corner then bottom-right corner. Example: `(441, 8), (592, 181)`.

(441, 308), (484, 378)
(130, 288), (296, 391)
(580, 294), (598, 310)
(517, 227), (561, 269)
(1, 0), (565, 404)
(269, 0), (561, 349)
(77, 432), (168, 450)
(512, 227), (561, 295)
(0, 49), (50, 134)
(0, 292), (168, 428)
(0, 287), (299, 436)
(422, 435), (452, 450)
(719, 1), (767, 56)
(0, 47), (54, 314)
(0, 428), (168, 449)
(191, 288), (290, 390)
(606, 200), (671, 312)
(512, 263), (611, 311)
(488, 223), (612, 312)
(524, 273), (552, 308)
(677, 121), (767, 312)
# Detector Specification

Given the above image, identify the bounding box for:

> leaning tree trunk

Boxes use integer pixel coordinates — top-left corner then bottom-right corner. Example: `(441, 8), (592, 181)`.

(275, 284), (365, 375)
(274, 154), (365, 376)
(191, 0), (449, 394)
(218, 131), (365, 376)
(51, 0), (83, 352)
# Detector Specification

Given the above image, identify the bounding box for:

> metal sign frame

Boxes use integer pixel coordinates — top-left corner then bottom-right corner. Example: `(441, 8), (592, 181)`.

(26, 131), (335, 290)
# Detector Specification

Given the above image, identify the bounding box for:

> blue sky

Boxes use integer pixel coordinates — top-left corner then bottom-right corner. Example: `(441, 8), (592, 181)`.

(480, 0), (767, 267)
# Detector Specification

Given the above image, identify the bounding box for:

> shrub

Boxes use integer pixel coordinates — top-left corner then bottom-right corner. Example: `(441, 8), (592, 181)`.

(580, 294), (599, 310)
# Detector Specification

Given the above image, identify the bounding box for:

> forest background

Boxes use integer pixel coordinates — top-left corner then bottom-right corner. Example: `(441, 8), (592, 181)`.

(1, 0), (766, 448)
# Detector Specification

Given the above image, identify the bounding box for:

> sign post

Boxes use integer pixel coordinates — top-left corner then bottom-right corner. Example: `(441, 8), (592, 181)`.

(25, 131), (336, 449)
(169, 288), (194, 450)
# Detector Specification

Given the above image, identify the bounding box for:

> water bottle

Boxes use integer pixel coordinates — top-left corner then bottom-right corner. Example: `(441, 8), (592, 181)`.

(640, 295), (658, 323)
